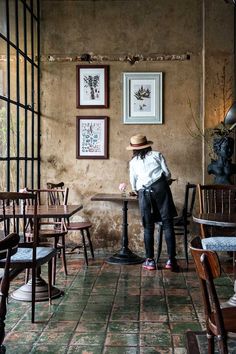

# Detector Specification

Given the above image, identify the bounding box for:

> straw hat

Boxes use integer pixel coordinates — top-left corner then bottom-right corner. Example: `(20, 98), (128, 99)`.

(126, 134), (153, 150)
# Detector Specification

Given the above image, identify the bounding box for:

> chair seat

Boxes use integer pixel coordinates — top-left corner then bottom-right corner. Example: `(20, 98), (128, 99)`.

(66, 222), (92, 230)
(202, 237), (236, 251)
(39, 229), (67, 237)
(0, 247), (57, 266)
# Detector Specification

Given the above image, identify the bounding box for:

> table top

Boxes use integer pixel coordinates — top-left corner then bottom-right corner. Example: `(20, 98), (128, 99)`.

(193, 213), (236, 228)
(0, 204), (83, 219)
(91, 193), (138, 202)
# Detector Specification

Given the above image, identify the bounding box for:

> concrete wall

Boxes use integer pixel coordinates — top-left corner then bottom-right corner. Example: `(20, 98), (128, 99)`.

(40, 0), (234, 255)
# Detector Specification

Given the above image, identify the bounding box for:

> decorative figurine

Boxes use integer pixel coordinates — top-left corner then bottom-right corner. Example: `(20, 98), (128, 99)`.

(208, 136), (236, 184)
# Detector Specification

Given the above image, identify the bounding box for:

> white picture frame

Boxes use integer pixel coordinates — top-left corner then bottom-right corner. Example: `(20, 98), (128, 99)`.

(123, 72), (163, 124)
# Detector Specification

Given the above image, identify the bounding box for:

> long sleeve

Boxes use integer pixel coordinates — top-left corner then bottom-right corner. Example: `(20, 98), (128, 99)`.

(159, 153), (171, 180)
(129, 162), (138, 192)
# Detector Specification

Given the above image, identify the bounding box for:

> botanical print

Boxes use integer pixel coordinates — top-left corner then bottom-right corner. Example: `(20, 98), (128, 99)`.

(132, 83), (151, 113)
(80, 68), (105, 105)
(83, 74), (100, 101)
(80, 120), (104, 156)
(130, 79), (155, 118)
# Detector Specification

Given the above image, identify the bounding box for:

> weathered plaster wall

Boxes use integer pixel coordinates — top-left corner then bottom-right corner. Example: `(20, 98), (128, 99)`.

(40, 0), (234, 254)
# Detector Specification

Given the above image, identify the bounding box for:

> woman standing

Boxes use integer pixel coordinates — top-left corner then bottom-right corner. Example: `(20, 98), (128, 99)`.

(127, 134), (179, 271)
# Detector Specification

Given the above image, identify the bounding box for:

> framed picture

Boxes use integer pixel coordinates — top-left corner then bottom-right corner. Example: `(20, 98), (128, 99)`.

(123, 72), (163, 124)
(76, 65), (109, 108)
(76, 116), (109, 159)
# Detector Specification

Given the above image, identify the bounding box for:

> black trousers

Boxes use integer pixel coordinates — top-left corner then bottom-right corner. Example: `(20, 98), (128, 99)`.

(138, 175), (177, 260)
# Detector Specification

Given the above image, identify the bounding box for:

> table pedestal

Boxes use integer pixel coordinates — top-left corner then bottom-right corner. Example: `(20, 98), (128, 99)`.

(11, 276), (62, 302)
(107, 246), (144, 265)
(106, 200), (144, 265)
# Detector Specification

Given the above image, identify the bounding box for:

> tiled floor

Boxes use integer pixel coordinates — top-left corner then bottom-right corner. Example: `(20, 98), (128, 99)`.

(3, 250), (234, 354)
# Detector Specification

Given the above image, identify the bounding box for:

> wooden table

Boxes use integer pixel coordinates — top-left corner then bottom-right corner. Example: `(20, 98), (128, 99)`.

(91, 193), (144, 265)
(193, 213), (236, 306)
(0, 204), (83, 302)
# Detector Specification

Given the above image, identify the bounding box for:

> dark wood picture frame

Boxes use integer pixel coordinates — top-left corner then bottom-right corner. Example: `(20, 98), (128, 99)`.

(76, 65), (109, 108)
(76, 116), (109, 159)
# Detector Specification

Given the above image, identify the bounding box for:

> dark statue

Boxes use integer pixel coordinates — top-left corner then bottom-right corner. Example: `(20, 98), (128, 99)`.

(208, 136), (236, 184)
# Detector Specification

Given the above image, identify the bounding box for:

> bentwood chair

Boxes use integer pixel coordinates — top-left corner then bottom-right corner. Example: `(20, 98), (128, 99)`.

(27, 188), (69, 285)
(196, 184), (236, 275)
(190, 236), (236, 354)
(156, 182), (196, 264)
(0, 232), (20, 353)
(47, 182), (94, 265)
(0, 192), (57, 323)
(197, 184), (236, 238)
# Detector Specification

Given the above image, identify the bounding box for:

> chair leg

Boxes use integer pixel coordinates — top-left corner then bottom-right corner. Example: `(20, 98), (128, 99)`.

(31, 266), (36, 323)
(207, 333), (215, 354)
(80, 229), (88, 266)
(52, 237), (58, 285)
(86, 229), (94, 259)
(60, 235), (68, 276)
(183, 226), (189, 265)
(156, 224), (163, 262)
(48, 259), (53, 305)
(217, 335), (228, 354)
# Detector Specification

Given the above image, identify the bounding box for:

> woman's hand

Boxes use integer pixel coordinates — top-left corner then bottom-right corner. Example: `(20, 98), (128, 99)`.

(129, 191), (138, 197)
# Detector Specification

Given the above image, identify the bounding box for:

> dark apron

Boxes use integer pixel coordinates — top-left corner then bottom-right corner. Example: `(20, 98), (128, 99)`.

(138, 174), (177, 227)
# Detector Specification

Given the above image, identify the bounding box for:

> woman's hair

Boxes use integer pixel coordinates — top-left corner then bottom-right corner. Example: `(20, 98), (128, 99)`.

(132, 146), (152, 160)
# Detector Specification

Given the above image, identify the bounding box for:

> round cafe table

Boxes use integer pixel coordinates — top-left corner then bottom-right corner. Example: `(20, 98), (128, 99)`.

(91, 193), (144, 265)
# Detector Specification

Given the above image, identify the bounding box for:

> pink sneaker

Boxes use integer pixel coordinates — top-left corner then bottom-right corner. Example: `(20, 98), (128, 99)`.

(142, 258), (156, 270)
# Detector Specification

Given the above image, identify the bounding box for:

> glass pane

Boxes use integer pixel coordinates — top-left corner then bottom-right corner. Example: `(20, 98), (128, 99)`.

(33, 18), (38, 63)
(27, 110), (32, 157)
(0, 37), (8, 97)
(0, 0), (7, 37)
(19, 54), (25, 105)
(19, 107), (25, 158)
(10, 104), (17, 157)
(34, 114), (38, 157)
(0, 161), (7, 191)
(18, 1), (25, 52)
(26, 9), (32, 59)
(9, 0), (16, 45)
(27, 60), (32, 107)
(33, 0), (38, 17)
(0, 100), (7, 157)
(34, 68), (38, 111)
(10, 46), (17, 102)
(27, 160), (33, 189)
(19, 159), (26, 189)
(9, 160), (17, 191)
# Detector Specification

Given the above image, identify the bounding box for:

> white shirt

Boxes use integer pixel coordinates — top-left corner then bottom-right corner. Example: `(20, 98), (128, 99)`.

(129, 151), (171, 191)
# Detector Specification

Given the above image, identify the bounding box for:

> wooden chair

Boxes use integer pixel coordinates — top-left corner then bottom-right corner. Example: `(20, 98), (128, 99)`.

(47, 182), (94, 265)
(189, 236), (236, 354)
(0, 192), (57, 323)
(156, 182), (196, 264)
(197, 183), (236, 282)
(26, 188), (69, 285)
(0, 232), (20, 353)
(197, 184), (236, 238)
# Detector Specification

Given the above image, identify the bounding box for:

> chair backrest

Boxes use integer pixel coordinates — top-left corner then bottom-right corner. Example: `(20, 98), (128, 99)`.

(198, 184), (236, 214)
(189, 236), (225, 337)
(183, 183), (196, 218)
(0, 192), (38, 245)
(197, 184), (236, 237)
(26, 188), (68, 207)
